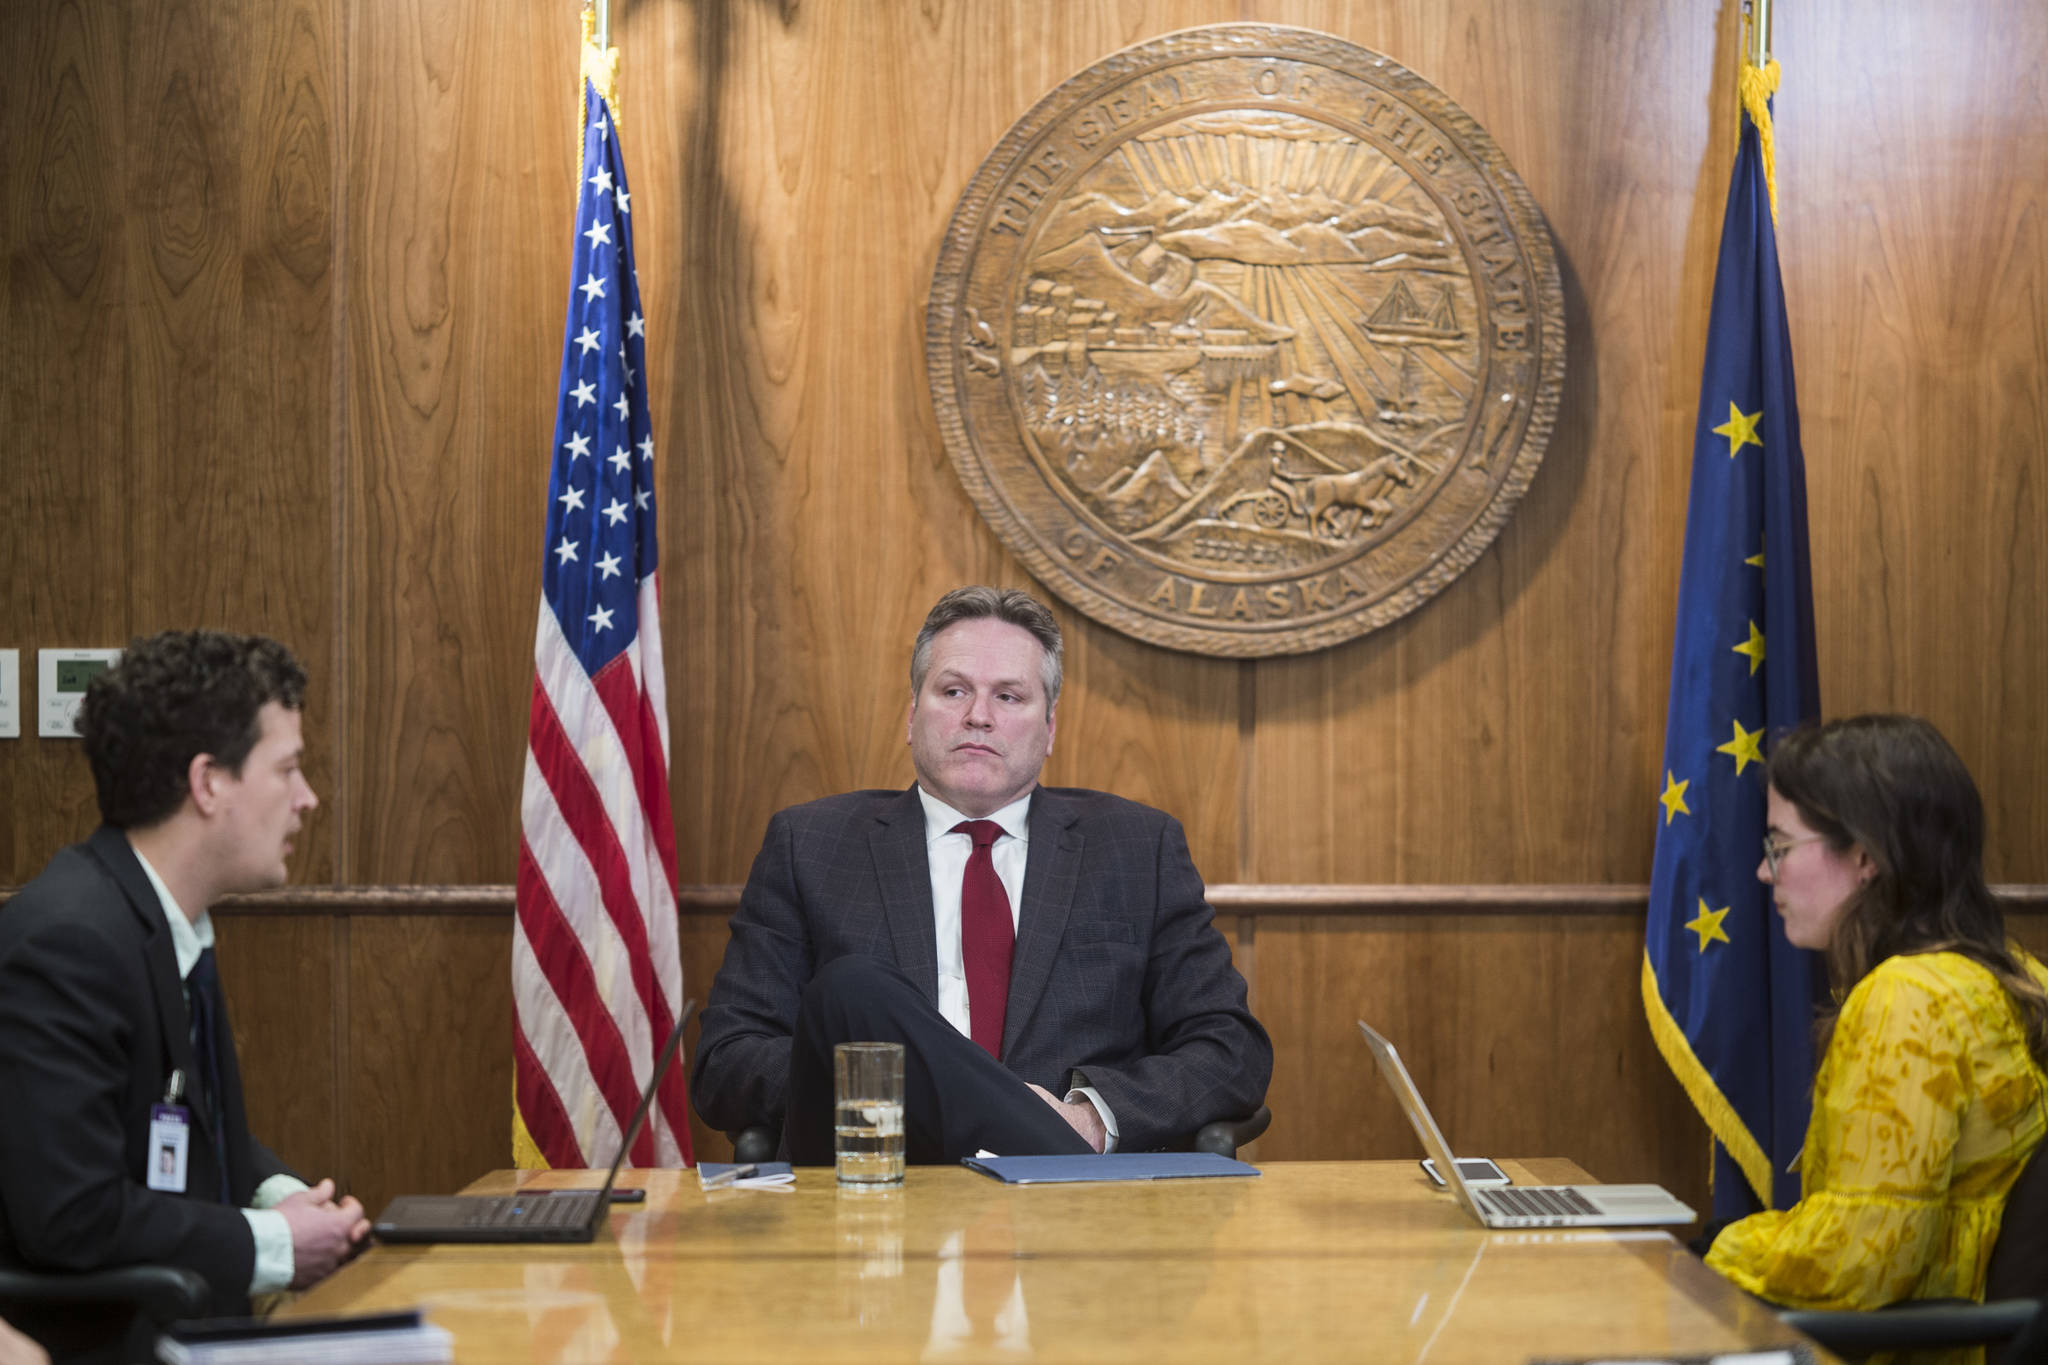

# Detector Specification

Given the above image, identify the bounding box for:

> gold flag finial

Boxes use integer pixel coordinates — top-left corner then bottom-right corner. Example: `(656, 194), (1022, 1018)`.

(578, 1), (622, 164)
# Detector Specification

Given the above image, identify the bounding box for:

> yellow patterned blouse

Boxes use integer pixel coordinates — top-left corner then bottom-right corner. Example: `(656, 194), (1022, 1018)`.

(1708, 948), (2048, 1309)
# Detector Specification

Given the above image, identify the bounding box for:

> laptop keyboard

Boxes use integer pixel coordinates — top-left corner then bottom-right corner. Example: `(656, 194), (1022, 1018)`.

(465, 1193), (596, 1228)
(1476, 1186), (1601, 1220)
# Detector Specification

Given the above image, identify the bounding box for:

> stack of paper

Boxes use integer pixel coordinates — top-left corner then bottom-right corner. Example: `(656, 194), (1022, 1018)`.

(156, 1310), (452, 1364)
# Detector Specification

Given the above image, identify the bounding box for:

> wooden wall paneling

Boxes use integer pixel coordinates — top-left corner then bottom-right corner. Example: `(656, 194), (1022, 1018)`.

(669, 0), (943, 874)
(343, 0), (573, 884)
(1244, 2), (1723, 889)
(0, 1), (134, 879)
(232, 0), (344, 882)
(123, 0), (343, 882)
(2014, 917), (2048, 964)
(343, 915), (513, 1220)
(662, 0), (907, 873)
(1046, 627), (1243, 880)
(1782, 0), (2048, 882)
(214, 911), (343, 1190)
(643, 0), (802, 884)
(611, 0), (945, 881)
(680, 910), (736, 1165)
(1243, 634), (1402, 884)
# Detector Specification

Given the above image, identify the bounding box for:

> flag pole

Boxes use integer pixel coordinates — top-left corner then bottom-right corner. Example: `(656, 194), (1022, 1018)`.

(578, 2), (623, 167)
(1747, 0), (1772, 65)
(518, 1), (690, 1171)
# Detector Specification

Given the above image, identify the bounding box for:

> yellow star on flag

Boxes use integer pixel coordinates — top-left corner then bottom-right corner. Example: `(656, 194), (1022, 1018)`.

(1716, 717), (1766, 774)
(1713, 401), (1763, 457)
(1659, 771), (1691, 824)
(1745, 542), (1765, 568)
(1732, 620), (1766, 675)
(1686, 898), (1732, 951)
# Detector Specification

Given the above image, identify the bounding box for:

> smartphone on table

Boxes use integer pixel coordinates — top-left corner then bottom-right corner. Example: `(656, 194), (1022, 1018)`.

(1420, 1157), (1511, 1188)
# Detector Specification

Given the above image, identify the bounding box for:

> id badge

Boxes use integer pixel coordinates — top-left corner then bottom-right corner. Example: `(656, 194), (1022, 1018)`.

(147, 1105), (190, 1193)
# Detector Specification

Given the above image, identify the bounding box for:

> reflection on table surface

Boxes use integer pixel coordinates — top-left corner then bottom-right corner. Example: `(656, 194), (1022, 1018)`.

(284, 1161), (1817, 1364)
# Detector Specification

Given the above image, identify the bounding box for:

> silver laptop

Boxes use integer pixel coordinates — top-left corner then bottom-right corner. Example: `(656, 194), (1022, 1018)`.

(1357, 1021), (1695, 1228)
(373, 1000), (692, 1244)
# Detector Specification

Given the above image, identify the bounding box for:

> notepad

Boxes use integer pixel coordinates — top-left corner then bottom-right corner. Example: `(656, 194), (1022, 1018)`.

(961, 1153), (1260, 1184)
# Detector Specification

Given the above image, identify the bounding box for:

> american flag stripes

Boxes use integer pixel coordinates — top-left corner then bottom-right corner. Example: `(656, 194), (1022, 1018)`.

(513, 80), (692, 1170)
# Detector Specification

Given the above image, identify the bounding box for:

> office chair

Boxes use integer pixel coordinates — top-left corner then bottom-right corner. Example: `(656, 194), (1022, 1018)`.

(730, 1105), (1273, 1165)
(0, 1263), (212, 1362)
(1778, 1134), (2048, 1365)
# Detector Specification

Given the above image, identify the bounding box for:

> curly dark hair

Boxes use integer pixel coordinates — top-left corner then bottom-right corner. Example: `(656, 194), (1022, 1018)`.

(79, 630), (307, 829)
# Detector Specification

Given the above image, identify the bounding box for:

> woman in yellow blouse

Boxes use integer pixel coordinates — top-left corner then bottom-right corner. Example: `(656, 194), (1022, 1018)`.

(1706, 714), (2048, 1309)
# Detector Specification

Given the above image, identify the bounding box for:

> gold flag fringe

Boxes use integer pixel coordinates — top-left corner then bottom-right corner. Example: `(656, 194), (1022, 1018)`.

(1738, 56), (1781, 225)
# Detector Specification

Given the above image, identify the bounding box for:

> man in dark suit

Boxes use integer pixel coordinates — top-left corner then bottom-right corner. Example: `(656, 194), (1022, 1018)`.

(691, 587), (1270, 1161)
(0, 632), (367, 1358)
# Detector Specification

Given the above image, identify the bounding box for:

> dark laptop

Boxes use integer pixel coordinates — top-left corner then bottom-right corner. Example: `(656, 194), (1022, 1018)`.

(372, 1000), (692, 1244)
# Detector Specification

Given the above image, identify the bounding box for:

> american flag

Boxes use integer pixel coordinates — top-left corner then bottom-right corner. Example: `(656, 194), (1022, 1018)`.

(513, 79), (691, 1170)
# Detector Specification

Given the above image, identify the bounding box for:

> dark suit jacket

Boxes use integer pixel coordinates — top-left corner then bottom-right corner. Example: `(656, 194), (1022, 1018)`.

(689, 786), (1272, 1153)
(0, 825), (291, 1316)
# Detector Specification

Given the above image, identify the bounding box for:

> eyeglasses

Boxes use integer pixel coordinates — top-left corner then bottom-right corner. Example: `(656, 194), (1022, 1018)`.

(1761, 833), (1827, 878)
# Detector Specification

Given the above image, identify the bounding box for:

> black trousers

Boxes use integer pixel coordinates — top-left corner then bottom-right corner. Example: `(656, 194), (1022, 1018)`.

(783, 956), (1096, 1165)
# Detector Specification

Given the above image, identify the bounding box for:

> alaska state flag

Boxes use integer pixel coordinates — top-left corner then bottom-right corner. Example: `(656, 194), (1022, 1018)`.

(1642, 60), (1824, 1220)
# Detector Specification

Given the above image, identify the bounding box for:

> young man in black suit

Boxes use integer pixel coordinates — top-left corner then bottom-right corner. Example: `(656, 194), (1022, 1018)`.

(0, 632), (368, 1358)
(690, 586), (1271, 1162)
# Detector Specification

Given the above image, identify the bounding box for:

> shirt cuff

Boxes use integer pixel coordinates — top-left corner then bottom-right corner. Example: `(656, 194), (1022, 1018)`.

(1063, 1084), (1119, 1154)
(251, 1174), (311, 1210)
(242, 1208), (296, 1294)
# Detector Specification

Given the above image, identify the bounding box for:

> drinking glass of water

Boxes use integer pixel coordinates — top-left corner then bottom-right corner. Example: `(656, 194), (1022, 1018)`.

(833, 1041), (906, 1188)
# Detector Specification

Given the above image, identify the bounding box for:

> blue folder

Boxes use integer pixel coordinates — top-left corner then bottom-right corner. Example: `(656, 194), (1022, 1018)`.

(961, 1153), (1259, 1184)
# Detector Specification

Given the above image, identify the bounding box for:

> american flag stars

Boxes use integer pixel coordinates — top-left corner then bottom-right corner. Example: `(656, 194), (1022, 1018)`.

(537, 90), (659, 675)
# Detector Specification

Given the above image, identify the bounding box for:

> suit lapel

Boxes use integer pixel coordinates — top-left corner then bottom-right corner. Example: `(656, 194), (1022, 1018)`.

(86, 827), (206, 1129)
(869, 787), (939, 1005)
(1004, 788), (1082, 1058)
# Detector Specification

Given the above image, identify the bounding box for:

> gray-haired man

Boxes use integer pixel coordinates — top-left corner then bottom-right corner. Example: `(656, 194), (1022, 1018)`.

(691, 586), (1270, 1161)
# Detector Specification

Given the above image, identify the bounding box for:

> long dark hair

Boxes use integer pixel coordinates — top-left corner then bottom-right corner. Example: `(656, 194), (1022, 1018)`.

(1767, 714), (2048, 1068)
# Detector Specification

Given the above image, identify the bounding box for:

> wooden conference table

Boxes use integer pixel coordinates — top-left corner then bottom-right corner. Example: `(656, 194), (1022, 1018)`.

(285, 1160), (1820, 1363)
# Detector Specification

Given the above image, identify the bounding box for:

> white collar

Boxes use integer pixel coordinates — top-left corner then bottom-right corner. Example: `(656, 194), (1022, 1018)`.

(130, 839), (214, 979)
(916, 786), (1033, 847)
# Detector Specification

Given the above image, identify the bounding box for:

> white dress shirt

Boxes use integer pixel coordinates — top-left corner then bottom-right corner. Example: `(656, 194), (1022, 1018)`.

(915, 786), (1119, 1151)
(132, 846), (307, 1294)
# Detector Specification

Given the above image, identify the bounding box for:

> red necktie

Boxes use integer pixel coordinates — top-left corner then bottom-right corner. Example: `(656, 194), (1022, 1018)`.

(952, 820), (1014, 1058)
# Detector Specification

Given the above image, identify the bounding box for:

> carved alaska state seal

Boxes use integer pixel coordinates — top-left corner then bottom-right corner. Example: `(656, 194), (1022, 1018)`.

(927, 25), (1564, 656)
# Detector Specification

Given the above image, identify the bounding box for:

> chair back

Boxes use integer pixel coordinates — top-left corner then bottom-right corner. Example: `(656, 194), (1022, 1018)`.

(1986, 1132), (2048, 1301)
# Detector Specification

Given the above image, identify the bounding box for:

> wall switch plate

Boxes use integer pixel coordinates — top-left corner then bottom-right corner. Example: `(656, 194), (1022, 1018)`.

(38, 648), (122, 738)
(0, 650), (18, 738)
